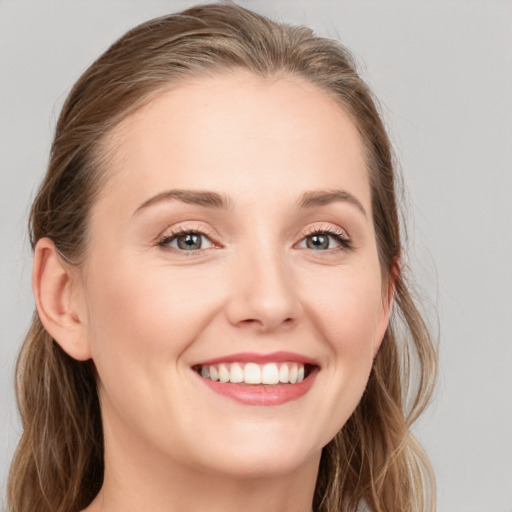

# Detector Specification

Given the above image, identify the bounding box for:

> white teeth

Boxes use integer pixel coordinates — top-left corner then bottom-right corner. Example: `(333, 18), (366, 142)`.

(244, 363), (262, 384)
(229, 362), (244, 383)
(279, 364), (289, 383)
(209, 365), (219, 381)
(289, 363), (298, 384)
(218, 363), (230, 383)
(261, 363), (279, 385)
(199, 362), (309, 385)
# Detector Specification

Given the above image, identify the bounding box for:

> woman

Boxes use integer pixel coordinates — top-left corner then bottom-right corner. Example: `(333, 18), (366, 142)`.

(7, 3), (437, 512)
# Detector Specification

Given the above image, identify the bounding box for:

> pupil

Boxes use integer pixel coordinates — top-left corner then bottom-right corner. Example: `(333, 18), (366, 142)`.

(307, 234), (329, 250)
(178, 233), (201, 250)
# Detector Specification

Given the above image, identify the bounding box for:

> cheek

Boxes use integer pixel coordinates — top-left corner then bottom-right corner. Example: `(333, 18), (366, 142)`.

(81, 257), (229, 456)
(83, 257), (225, 377)
(303, 264), (384, 354)
(302, 260), (385, 422)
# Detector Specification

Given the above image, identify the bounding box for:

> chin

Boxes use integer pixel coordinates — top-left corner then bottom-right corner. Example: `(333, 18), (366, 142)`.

(183, 426), (323, 479)
(201, 448), (319, 480)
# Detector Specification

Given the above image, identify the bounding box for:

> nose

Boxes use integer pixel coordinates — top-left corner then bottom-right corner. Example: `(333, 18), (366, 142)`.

(224, 247), (302, 333)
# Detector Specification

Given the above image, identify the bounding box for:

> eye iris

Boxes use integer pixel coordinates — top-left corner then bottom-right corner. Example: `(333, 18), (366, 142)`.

(177, 233), (202, 250)
(307, 234), (329, 250)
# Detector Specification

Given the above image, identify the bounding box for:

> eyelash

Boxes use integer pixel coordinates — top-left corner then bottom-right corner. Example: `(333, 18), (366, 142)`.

(300, 226), (353, 251)
(157, 225), (352, 252)
(158, 226), (217, 252)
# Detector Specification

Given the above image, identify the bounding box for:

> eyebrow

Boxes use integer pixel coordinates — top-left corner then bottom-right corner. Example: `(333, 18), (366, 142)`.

(297, 189), (367, 218)
(133, 187), (367, 218)
(133, 189), (230, 215)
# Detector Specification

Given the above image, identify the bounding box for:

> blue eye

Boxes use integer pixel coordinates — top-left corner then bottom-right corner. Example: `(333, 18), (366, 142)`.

(297, 230), (351, 251)
(160, 231), (213, 251)
(306, 233), (333, 250)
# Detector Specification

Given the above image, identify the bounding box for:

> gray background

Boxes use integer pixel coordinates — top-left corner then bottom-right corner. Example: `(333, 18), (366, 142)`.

(1, 1), (511, 511)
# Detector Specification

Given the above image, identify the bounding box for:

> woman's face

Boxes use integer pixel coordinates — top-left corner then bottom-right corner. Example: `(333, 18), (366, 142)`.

(78, 72), (392, 478)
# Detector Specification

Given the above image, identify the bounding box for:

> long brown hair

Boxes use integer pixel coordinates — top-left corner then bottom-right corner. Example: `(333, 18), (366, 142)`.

(8, 3), (437, 511)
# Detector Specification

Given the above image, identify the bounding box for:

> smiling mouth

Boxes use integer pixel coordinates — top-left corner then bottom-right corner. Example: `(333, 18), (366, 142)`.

(193, 362), (315, 385)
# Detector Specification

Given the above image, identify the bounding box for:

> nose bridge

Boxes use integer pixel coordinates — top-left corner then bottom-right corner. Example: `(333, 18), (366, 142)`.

(225, 236), (301, 331)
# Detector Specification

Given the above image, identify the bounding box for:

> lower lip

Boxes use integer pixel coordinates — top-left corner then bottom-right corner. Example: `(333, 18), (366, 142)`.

(196, 369), (318, 406)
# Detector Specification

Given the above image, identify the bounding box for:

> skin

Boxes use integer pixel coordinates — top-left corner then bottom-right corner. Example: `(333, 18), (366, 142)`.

(34, 72), (393, 512)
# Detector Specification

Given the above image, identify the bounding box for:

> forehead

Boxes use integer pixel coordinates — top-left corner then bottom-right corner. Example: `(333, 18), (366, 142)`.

(97, 72), (370, 213)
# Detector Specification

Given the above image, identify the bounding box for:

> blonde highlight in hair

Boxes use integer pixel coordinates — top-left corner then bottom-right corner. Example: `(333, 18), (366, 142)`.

(8, 3), (437, 511)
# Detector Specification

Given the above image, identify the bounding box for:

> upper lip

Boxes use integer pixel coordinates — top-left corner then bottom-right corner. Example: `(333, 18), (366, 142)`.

(193, 351), (319, 367)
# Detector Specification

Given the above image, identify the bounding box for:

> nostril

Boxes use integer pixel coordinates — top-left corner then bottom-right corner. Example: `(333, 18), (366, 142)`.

(243, 316), (296, 329)
(239, 318), (261, 326)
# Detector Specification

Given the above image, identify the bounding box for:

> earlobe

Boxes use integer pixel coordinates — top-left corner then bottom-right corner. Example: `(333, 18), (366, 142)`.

(33, 238), (91, 361)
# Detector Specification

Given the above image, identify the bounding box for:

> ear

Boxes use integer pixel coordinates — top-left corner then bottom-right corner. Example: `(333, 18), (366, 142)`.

(33, 238), (91, 361)
(373, 258), (399, 357)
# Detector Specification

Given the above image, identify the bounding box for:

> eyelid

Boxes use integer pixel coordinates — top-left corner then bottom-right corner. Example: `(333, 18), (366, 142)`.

(157, 223), (220, 250)
(302, 224), (350, 240)
(296, 224), (353, 251)
(154, 222), (352, 252)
